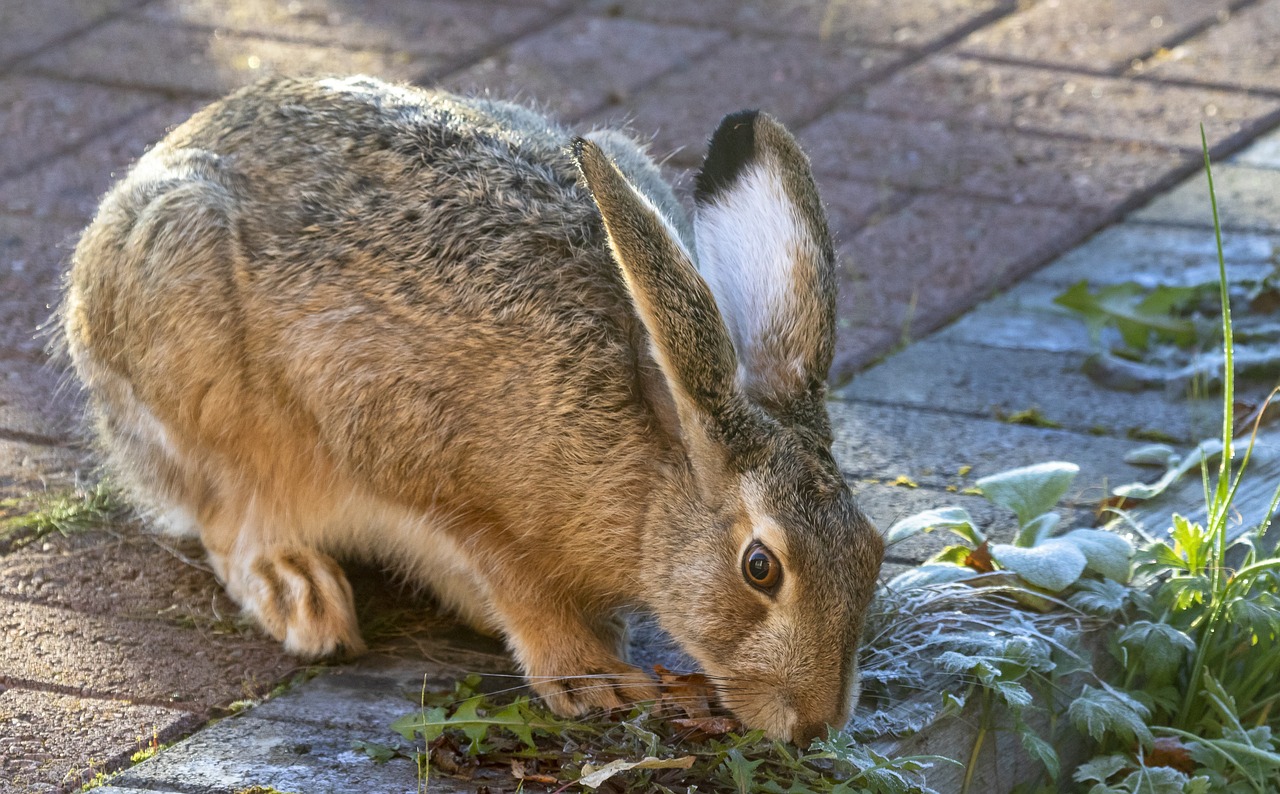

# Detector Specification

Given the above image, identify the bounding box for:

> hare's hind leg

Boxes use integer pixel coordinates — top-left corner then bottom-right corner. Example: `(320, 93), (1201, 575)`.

(203, 517), (365, 658)
(224, 548), (365, 658)
(94, 378), (365, 657)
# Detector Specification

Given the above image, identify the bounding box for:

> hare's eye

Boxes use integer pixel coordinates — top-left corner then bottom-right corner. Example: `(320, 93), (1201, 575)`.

(742, 542), (781, 593)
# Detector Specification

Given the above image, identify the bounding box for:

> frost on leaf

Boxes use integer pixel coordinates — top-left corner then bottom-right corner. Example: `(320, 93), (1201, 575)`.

(1061, 528), (1134, 582)
(990, 539), (1087, 592)
(1069, 685), (1153, 748)
(976, 462), (1079, 526)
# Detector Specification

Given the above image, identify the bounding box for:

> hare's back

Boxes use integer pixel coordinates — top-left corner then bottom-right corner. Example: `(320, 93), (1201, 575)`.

(123, 76), (663, 509)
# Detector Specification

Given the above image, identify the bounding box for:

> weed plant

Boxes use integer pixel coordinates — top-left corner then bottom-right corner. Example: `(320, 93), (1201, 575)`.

(1061, 131), (1280, 794)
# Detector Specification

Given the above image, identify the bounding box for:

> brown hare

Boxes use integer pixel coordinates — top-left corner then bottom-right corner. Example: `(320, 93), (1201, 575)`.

(62, 75), (883, 743)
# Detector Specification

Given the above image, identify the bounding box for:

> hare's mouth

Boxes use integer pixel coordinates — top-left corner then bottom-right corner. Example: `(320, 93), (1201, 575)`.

(704, 676), (798, 741)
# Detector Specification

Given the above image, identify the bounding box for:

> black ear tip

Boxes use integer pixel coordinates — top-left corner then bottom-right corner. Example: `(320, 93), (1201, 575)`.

(695, 109), (760, 204)
(570, 136), (590, 163)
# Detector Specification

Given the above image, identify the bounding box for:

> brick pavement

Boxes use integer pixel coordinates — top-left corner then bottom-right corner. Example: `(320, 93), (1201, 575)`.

(2, 1), (1279, 790)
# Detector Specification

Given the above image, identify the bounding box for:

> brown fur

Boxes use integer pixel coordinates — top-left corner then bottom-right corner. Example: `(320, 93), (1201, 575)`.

(62, 75), (883, 742)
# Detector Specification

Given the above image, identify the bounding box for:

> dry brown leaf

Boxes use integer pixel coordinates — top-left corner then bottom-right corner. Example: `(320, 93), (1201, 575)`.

(428, 734), (471, 778)
(965, 541), (996, 573)
(670, 715), (743, 741)
(1146, 736), (1196, 774)
(511, 758), (558, 785)
(653, 664), (714, 719)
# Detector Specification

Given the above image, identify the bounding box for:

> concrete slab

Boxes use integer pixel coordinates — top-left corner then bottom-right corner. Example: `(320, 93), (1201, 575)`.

(930, 281), (1103, 354)
(1130, 163), (1280, 233)
(1232, 131), (1280, 170)
(1029, 222), (1279, 288)
(839, 340), (1221, 441)
(113, 712), (434, 794)
(833, 324), (902, 385)
(851, 480), (1098, 563)
(829, 400), (1155, 502)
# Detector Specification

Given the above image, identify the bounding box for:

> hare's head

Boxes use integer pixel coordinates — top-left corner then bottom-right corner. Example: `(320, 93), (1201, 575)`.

(574, 111), (883, 744)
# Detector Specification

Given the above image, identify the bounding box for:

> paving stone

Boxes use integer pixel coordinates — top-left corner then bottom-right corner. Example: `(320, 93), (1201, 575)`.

(832, 324), (902, 384)
(1135, 0), (1280, 92)
(442, 15), (726, 121)
(932, 280), (1108, 354)
(137, 0), (556, 70)
(0, 687), (200, 793)
(802, 109), (1180, 210)
(0, 439), (83, 502)
(0, 598), (296, 710)
(839, 339), (1221, 441)
(830, 399), (1156, 503)
(0, 0), (143, 67)
(0, 77), (160, 181)
(29, 19), (433, 98)
(956, 0), (1234, 72)
(822, 177), (910, 241)
(0, 533), (231, 621)
(836, 194), (1085, 336)
(114, 711), (442, 794)
(587, 36), (904, 165)
(1130, 163), (1280, 233)
(1232, 130), (1280, 170)
(605, 0), (1011, 48)
(0, 215), (84, 363)
(0, 361), (80, 441)
(0, 101), (207, 222)
(861, 54), (1280, 151)
(1029, 222), (1279, 287)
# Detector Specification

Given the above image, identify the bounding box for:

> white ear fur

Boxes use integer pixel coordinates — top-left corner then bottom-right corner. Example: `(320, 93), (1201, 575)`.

(695, 161), (823, 387)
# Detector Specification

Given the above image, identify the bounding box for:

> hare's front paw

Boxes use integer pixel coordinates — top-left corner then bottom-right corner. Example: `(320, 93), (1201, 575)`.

(523, 647), (658, 716)
(227, 548), (366, 658)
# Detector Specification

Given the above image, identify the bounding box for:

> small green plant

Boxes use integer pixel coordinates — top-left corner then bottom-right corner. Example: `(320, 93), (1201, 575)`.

(1054, 281), (1200, 352)
(885, 461), (1134, 594)
(0, 480), (130, 550)
(362, 673), (952, 792)
(1066, 130), (1280, 794)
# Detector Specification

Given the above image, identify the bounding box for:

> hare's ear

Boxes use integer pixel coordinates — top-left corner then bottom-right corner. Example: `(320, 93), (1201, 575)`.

(693, 111), (836, 437)
(573, 138), (762, 466)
